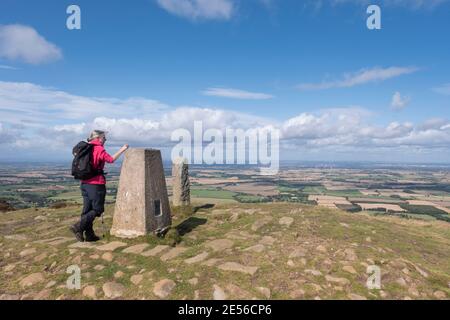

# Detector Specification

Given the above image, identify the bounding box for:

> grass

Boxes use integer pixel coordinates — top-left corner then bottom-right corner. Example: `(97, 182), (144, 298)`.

(302, 186), (327, 194)
(0, 201), (449, 300)
(323, 190), (363, 197)
(277, 186), (298, 193)
(191, 188), (237, 200)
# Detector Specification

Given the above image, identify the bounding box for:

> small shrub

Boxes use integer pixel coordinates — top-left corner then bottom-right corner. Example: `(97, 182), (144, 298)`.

(0, 200), (14, 212)
(49, 201), (68, 209)
(146, 226), (181, 247)
(171, 205), (195, 218)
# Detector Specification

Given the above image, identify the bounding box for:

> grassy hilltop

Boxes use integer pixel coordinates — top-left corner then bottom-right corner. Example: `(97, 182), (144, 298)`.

(0, 201), (449, 300)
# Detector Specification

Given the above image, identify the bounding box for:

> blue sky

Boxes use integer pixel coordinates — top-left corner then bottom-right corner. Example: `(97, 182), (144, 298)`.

(0, 0), (449, 163)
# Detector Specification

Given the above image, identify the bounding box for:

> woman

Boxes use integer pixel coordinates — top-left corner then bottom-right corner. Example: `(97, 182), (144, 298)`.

(71, 130), (129, 242)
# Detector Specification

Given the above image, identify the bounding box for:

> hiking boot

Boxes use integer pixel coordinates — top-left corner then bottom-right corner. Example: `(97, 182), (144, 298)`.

(70, 223), (84, 242)
(85, 229), (100, 242)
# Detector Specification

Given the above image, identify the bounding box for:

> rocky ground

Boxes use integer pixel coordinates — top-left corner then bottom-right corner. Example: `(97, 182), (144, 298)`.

(0, 202), (449, 300)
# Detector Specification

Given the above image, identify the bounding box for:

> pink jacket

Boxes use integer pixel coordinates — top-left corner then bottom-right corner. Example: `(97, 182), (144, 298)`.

(81, 139), (114, 185)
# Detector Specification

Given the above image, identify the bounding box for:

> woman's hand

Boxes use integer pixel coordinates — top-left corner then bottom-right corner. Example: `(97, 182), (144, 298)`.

(113, 144), (129, 162)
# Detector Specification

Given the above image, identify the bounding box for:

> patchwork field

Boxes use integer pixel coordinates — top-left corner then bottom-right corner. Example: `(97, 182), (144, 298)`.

(408, 200), (450, 214)
(223, 182), (279, 197)
(308, 195), (352, 209)
(1, 163), (450, 223)
(357, 203), (406, 213)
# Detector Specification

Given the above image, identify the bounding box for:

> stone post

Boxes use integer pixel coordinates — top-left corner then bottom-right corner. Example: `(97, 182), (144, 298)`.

(172, 157), (190, 207)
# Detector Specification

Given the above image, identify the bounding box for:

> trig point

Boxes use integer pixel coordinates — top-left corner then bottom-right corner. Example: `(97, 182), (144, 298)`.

(172, 157), (190, 207)
(111, 148), (171, 238)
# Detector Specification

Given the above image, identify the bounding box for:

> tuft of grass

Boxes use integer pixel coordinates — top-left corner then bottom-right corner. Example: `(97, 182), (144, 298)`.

(171, 205), (195, 218)
(144, 227), (181, 247)
(162, 227), (182, 247)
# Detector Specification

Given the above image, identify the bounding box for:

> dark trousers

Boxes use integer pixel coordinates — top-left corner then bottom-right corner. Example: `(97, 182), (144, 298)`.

(79, 184), (106, 232)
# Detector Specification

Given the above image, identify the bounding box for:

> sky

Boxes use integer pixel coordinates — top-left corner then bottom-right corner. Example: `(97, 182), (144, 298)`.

(0, 0), (449, 163)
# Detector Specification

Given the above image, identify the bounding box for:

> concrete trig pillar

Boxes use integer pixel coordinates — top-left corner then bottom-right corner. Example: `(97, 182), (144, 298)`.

(111, 149), (171, 238)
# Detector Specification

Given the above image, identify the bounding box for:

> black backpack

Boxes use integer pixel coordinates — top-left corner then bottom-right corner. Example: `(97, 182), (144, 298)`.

(71, 141), (102, 180)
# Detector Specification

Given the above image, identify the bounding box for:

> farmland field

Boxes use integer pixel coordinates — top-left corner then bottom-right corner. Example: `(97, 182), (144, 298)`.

(1, 162), (450, 223)
(1, 161), (450, 301)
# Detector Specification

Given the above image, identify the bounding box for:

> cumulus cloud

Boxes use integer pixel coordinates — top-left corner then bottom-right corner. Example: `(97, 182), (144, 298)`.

(156, 0), (234, 20)
(0, 24), (62, 64)
(0, 81), (168, 126)
(46, 107), (450, 153)
(202, 87), (274, 100)
(282, 108), (369, 141)
(0, 123), (20, 145)
(0, 81), (271, 150)
(0, 65), (17, 70)
(1, 81), (450, 160)
(44, 107), (450, 154)
(54, 123), (87, 135)
(297, 66), (418, 91)
(391, 91), (410, 110)
(44, 107), (272, 149)
(280, 108), (448, 150)
(0, 123), (6, 144)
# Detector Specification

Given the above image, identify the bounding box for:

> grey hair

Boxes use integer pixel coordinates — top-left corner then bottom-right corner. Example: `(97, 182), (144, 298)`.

(87, 130), (107, 142)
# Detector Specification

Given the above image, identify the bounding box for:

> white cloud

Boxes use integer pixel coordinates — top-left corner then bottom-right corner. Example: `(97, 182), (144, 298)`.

(0, 65), (18, 70)
(1, 81), (450, 160)
(282, 107), (369, 140)
(87, 107), (270, 145)
(202, 87), (274, 100)
(419, 118), (448, 131)
(0, 81), (168, 126)
(0, 122), (20, 145)
(156, 0), (234, 20)
(54, 123), (87, 135)
(391, 91), (410, 110)
(0, 81), (270, 149)
(433, 83), (450, 95)
(280, 108), (449, 149)
(0, 123), (6, 144)
(297, 66), (418, 90)
(44, 105), (450, 153)
(0, 24), (62, 64)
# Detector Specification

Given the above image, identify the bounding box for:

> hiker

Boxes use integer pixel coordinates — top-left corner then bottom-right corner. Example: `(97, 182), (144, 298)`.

(70, 130), (129, 242)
